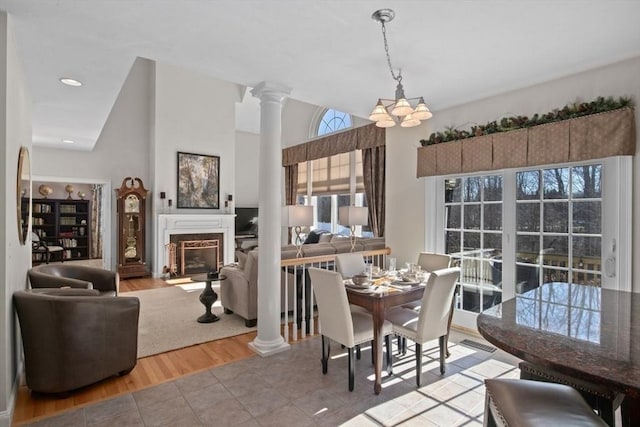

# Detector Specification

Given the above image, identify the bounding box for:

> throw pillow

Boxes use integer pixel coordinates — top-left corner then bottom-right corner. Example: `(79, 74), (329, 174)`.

(236, 251), (248, 270)
(303, 230), (322, 244)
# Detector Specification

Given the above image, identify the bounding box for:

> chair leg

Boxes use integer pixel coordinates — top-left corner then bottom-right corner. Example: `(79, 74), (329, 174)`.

(483, 391), (498, 427)
(321, 335), (329, 374)
(356, 344), (361, 360)
(397, 335), (402, 355)
(385, 335), (393, 375)
(371, 340), (374, 365)
(439, 335), (446, 375)
(348, 346), (355, 392)
(415, 343), (423, 387)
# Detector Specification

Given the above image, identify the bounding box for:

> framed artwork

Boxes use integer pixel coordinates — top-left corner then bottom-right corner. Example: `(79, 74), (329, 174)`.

(177, 151), (220, 209)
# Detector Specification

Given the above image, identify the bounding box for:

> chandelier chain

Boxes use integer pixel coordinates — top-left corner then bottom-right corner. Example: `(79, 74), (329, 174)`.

(380, 21), (402, 84)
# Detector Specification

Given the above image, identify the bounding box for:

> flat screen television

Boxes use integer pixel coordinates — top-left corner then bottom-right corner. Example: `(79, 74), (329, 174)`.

(235, 207), (259, 235)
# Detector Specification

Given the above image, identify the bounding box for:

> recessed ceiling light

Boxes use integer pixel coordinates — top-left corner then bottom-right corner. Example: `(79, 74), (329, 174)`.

(63, 139), (74, 144)
(59, 78), (82, 87)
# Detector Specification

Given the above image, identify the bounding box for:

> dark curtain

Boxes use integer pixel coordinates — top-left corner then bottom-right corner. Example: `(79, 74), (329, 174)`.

(284, 164), (299, 206)
(284, 164), (299, 243)
(362, 145), (385, 237)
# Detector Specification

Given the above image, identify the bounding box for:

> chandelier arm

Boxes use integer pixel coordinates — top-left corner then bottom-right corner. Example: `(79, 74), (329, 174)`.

(380, 21), (401, 83)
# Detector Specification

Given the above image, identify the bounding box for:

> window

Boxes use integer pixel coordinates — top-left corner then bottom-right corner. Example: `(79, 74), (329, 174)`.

(317, 109), (352, 136)
(445, 175), (503, 314)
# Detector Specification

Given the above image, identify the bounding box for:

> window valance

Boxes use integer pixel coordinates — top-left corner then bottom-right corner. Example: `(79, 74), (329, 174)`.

(282, 123), (385, 166)
(416, 107), (636, 177)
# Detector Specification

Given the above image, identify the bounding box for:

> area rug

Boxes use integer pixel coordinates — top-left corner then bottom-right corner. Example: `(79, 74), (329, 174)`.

(124, 283), (256, 358)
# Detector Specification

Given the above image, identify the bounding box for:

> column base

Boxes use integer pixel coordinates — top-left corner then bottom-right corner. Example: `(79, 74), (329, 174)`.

(249, 337), (290, 357)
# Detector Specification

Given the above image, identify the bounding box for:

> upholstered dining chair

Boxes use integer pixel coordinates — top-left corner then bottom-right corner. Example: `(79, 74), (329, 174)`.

(335, 252), (367, 278)
(400, 252), (456, 355)
(335, 253), (371, 318)
(386, 267), (460, 386)
(308, 267), (393, 391)
(416, 252), (451, 272)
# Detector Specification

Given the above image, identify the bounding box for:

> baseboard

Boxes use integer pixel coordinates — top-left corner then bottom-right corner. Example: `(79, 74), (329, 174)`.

(0, 360), (23, 427)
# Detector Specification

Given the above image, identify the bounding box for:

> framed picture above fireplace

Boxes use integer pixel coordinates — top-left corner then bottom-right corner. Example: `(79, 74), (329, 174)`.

(177, 151), (220, 209)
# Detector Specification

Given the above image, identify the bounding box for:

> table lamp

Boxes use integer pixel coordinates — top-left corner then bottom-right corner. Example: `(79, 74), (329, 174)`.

(338, 206), (368, 252)
(285, 205), (314, 257)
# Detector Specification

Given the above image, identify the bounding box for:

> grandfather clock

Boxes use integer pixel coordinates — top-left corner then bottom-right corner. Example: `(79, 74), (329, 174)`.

(116, 177), (149, 278)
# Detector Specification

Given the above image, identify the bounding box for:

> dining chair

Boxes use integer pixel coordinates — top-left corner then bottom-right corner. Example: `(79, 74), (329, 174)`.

(335, 252), (367, 278)
(387, 266), (460, 387)
(416, 252), (451, 272)
(308, 267), (393, 391)
(335, 252), (371, 320)
(400, 252), (452, 353)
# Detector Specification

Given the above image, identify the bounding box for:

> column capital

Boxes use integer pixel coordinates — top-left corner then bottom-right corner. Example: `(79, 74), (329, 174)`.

(251, 81), (292, 103)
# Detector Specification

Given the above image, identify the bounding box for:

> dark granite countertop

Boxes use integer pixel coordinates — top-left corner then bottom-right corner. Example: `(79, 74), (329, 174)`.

(477, 282), (640, 398)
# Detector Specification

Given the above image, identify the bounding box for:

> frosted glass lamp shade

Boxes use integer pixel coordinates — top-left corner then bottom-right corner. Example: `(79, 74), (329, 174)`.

(400, 113), (421, 128)
(412, 98), (433, 120)
(368, 100), (389, 122)
(390, 98), (414, 116)
(285, 205), (313, 227)
(375, 115), (396, 128)
(338, 206), (368, 226)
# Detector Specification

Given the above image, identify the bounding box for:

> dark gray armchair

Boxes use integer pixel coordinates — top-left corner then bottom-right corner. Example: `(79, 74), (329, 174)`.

(28, 264), (119, 296)
(14, 288), (139, 394)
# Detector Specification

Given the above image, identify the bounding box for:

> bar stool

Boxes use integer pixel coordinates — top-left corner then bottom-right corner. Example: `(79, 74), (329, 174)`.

(484, 378), (608, 427)
(519, 361), (623, 427)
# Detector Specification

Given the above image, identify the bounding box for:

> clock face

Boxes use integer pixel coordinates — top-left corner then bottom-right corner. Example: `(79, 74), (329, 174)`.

(125, 194), (140, 213)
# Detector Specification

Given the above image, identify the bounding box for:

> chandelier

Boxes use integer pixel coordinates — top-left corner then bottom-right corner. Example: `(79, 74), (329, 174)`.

(369, 9), (432, 128)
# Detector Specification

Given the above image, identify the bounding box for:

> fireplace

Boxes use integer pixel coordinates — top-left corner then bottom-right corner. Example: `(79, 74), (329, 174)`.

(155, 214), (236, 278)
(169, 233), (223, 276)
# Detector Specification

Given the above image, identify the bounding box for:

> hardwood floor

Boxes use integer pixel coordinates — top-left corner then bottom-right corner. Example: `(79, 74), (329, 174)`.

(12, 276), (264, 426)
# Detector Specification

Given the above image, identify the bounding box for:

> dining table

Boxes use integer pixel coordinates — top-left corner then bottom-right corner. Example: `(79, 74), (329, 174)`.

(346, 274), (425, 395)
(477, 282), (640, 426)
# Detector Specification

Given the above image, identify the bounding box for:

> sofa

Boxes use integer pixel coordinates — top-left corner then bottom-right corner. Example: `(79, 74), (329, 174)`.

(220, 231), (385, 327)
(14, 288), (139, 394)
(28, 264), (119, 296)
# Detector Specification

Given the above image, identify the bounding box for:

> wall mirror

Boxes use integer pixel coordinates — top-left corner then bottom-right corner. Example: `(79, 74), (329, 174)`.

(17, 146), (31, 245)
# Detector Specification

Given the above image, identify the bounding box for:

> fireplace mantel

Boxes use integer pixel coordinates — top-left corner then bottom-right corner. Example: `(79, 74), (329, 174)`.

(154, 214), (235, 277)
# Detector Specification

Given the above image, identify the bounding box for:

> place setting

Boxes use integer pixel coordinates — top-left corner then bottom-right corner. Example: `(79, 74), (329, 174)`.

(344, 263), (427, 293)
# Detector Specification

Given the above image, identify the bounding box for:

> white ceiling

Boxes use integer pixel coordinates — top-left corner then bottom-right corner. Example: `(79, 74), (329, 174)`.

(1, 0), (640, 151)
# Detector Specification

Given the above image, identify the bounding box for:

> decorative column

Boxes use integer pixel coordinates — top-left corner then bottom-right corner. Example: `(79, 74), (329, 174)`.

(248, 82), (291, 356)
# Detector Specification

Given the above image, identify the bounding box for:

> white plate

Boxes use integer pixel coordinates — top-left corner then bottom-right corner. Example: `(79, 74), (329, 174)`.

(392, 280), (420, 287)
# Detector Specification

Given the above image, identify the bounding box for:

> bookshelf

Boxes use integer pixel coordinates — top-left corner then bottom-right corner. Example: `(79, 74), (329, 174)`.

(32, 199), (91, 263)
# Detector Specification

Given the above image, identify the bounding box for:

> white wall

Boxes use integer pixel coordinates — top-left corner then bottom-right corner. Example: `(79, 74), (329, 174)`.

(0, 12), (31, 427)
(386, 56), (640, 289)
(32, 57), (154, 270)
(234, 130), (260, 207)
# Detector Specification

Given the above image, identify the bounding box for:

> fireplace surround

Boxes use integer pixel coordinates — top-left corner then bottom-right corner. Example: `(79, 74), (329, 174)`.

(154, 214), (235, 278)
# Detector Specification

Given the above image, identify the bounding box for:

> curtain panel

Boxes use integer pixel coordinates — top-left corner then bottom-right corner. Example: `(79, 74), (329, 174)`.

(417, 107), (636, 178)
(282, 123), (386, 236)
(90, 184), (103, 259)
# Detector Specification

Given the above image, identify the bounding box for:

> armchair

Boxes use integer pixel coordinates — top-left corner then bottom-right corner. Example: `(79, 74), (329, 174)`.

(31, 232), (64, 263)
(14, 288), (140, 394)
(28, 264), (119, 296)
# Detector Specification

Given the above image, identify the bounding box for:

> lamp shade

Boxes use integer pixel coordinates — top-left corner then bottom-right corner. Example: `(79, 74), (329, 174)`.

(412, 98), (433, 120)
(285, 205), (313, 227)
(390, 98), (414, 117)
(368, 100), (388, 122)
(400, 113), (421, 128)
(338, 206), (368, 226)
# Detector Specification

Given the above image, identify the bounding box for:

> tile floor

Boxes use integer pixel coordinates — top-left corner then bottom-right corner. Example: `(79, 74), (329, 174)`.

(23, 330), (522, 426)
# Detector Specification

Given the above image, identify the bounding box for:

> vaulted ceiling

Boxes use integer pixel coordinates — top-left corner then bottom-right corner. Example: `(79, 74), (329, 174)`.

(2, 0), (640, 151)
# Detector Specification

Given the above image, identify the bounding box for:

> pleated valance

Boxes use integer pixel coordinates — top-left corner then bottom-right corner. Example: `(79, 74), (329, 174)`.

(416, 107), (636, 177)
(282, 123), (385, 166)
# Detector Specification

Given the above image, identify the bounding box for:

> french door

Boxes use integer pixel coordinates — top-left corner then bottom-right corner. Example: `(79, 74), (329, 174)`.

(430, 157), (631, 330)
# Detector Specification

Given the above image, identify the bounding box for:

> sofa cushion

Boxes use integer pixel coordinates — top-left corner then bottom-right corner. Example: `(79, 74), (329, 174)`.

(318, 233), (333, 243)
(330, 234), (349, 242)
(301, 242), (337, 257)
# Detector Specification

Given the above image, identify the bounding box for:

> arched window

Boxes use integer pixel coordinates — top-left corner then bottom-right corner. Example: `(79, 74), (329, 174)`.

(317, 109), (352, 136)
